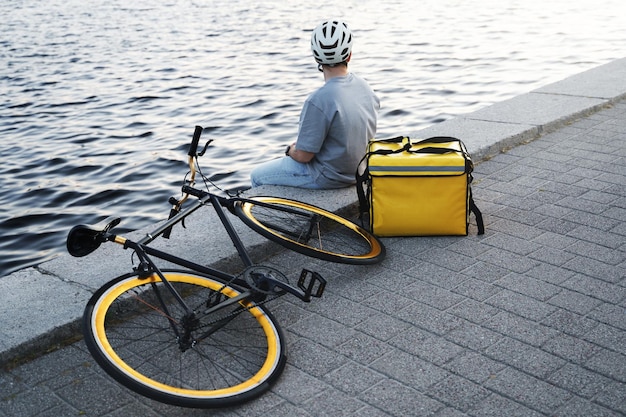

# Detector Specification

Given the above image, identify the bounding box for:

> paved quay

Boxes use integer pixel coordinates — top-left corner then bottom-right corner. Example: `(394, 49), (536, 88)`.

(1, 58), (625, 416)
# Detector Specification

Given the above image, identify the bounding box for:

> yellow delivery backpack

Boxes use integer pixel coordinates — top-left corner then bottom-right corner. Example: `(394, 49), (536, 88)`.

(356, 136), (484, 237)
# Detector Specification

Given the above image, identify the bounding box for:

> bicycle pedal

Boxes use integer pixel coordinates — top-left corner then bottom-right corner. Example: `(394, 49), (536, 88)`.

(297, 269), (326, 300)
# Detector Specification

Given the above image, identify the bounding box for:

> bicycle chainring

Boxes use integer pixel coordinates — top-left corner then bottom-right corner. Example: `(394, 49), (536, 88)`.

(242, 265), (289, 296)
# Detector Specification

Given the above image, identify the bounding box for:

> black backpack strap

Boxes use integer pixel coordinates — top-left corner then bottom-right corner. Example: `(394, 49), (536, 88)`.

(355, 153), (370, 225)
(469, 188), (485, 235)
(374, 135), (406, 144)
(412, 136), (462, 145)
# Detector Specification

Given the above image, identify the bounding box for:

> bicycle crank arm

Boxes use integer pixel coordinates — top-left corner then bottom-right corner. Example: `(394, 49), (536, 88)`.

(202, 292), (250, 316)
(253, 268), (326, 302)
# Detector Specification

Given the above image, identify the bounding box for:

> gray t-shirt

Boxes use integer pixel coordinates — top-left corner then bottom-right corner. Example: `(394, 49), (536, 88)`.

(296, 73), (380, 185)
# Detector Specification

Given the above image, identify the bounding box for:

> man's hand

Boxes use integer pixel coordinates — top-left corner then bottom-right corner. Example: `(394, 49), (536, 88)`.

(287, 142), (315, 163)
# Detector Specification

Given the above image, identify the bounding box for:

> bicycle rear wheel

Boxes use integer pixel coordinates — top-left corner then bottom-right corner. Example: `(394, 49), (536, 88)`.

(82, 270), (286, 408)
(234, 196), (385, 264)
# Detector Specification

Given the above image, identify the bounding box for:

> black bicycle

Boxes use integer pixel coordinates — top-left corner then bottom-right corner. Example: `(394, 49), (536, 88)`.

(66, 126), (385, 408)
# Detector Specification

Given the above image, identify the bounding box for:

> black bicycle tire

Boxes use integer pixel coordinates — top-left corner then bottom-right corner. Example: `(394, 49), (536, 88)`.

(82, 269), (287, 408)
(234, 196), (385, 264)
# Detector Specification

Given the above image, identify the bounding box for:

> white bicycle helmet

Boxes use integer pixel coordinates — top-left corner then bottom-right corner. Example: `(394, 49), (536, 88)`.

(310, 20), (353, 66)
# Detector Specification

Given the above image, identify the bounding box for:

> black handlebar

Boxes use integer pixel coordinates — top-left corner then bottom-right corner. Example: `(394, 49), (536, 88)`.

(188, 125), (203, 157)
(182, 184), (209, 198)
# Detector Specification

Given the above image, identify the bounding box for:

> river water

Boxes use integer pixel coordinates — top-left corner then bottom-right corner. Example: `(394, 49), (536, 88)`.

(1, 0), (624, 277)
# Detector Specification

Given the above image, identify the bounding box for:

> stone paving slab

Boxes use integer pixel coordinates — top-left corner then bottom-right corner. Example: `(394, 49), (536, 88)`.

(0, 59), (625, 416)
(535, 57), (626, 99)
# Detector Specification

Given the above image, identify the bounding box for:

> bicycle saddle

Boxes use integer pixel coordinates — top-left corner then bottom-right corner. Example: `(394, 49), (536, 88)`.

(66, 217), (121, 257)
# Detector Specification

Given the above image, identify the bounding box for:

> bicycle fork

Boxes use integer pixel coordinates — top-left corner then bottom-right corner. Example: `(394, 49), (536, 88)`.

(131, 249), (202, 350)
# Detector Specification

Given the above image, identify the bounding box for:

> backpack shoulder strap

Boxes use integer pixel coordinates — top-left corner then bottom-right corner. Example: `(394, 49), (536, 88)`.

(469, 188), (485, 235)
(355, 153), (370, 224)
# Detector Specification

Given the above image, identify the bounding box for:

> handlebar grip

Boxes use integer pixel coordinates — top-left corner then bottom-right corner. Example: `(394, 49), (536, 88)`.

(182, 185), (209, 198)
(188, 125), (203, 156)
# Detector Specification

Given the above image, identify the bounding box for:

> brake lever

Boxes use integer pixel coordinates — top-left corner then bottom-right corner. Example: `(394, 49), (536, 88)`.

(197, 139), (213, 157)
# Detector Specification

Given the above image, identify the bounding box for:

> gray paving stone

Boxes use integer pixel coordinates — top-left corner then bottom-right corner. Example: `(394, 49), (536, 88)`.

(546, 362), (614, 399)
(547, 288), (605, 315)
(563, 256), (623, 283)
(483, 366), (572, 414)
(0, 385), (65, 417)
(337, 331), (395, 365)
(371, 349), (451, 390)
(359, 379), (444, 417)
(585, 349), (626, 383)
(542, 332), (603, 364)
(588, 303), (626, 330)
(528, 245), (577, 266)
(302, 291), (376, 327)
(434, 407), (470, 417)
(412, 266), (474, 291)
(303, 388), (370, 417)
(452, 278), (501, 302)
(426, 374), (491, 412)
(552, 396), (623, 417)
(486, 288), (557, 321)
(564, 240), (625, 265)
(593, 380), (626, 415)
(525, 262), (575, 285)
(354, 310), (413, 342)
(485, 337), (566, 379)
(361, 286), (416, 316)
(486, 217), (546, 239)
(323, 362), (386, 397)
(287, 338), (350, 379)
(476, 247), (541, 274)
(541, 308), (600, 337)
(264, 401), (314, 417)
(444, 351), (505, 384)
(271, 365), (329, 405)
(562, 274), (626, 304)
(404, 280), (466, 310)
(414, 247), (479, 273)
(460, 261), (510, 284)
(400, 334), (466, 366)
(444, 319), (502, 351)
(467, 393), (545, 417)
(397, 301), (465, 336)
(485, 311), (558, 347)
(568, 225), (625, 250)
(495, 273), (562, 301)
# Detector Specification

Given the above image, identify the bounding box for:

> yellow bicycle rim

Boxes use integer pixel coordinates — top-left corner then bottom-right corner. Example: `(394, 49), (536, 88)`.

(91, 272), (282, 398)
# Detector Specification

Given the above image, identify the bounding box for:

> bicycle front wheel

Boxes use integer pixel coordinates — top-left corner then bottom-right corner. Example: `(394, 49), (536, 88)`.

(235, 196), (385, 264)
(82, 270), (286, 408)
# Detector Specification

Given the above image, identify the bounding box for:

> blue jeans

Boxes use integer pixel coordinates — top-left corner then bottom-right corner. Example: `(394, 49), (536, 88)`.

(250, 157), (347, 189)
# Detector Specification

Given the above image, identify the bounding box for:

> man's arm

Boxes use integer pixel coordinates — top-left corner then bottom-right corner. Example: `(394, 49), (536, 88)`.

(287, 143), (315, 163)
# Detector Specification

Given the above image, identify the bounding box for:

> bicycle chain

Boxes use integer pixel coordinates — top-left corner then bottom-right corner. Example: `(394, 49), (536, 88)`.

(196, 267), (285, 329)
(197, 292), (281, 330)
